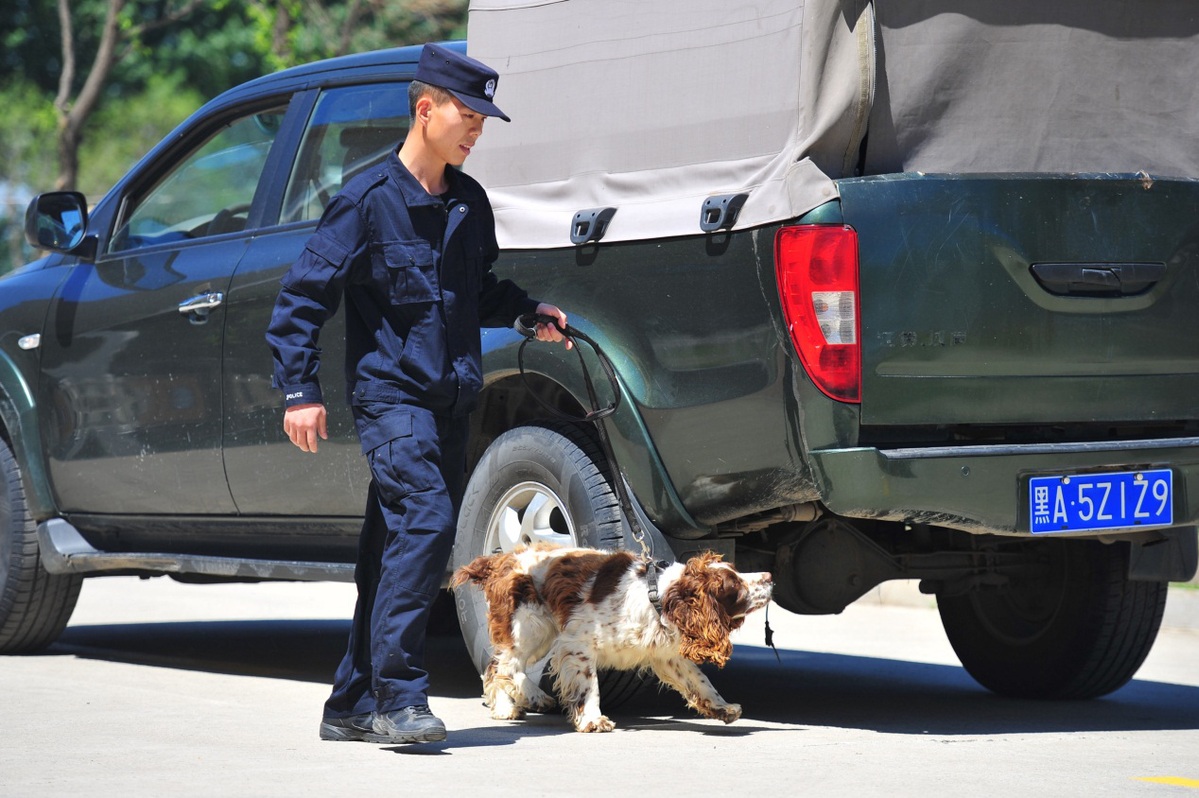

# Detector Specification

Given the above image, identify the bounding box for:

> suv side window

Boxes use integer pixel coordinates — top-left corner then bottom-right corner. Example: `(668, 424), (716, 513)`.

(279, 83), (409, 224)
(109, 106), (287, 253)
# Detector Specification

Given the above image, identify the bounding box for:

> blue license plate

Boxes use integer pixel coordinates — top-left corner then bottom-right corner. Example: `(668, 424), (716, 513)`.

(1029, 469), (1173, 534)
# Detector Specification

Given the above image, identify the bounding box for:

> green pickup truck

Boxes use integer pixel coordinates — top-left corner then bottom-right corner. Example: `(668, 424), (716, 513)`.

(4, 1), (1197, 702)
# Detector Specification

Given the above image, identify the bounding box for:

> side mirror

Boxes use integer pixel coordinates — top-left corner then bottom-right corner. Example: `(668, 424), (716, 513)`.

(25, 191), (90, 254)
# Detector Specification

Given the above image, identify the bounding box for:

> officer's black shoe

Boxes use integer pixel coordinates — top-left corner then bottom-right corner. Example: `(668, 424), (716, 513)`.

(319, 712), (375, 742)
(365, 705), (448, 744)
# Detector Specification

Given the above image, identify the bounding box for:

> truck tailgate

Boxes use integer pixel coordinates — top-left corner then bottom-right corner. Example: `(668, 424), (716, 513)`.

(839, 174), (1199, 428)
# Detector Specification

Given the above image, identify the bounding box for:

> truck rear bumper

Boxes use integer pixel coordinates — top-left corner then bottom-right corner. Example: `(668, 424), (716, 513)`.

(809, 436), (1199, 537)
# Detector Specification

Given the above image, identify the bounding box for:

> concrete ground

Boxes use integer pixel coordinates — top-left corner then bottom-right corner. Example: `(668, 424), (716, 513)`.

(1, 575), (1196, 797)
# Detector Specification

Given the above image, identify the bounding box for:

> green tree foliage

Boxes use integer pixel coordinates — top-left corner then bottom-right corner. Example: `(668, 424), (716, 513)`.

(0, 80), (59, 190)
(52, 0), (211, 190)
(0, 79), (59, 273)
(2, 0), (81, 93)
(254, 0), (467, 70)
(107, 0), (273, 100)
(0, 72), (201, 274)
(0, 0), (468, 273)
(2, 0), (267, 98)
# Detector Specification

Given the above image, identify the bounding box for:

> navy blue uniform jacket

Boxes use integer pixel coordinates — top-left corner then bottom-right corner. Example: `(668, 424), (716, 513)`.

(267, 153), (538, 454)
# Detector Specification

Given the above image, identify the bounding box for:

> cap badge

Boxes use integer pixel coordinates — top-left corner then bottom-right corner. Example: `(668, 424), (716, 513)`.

(484, 79), (496, 99)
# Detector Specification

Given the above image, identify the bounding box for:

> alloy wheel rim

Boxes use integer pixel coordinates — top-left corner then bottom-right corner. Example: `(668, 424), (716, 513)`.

(484, 481), (576, 553)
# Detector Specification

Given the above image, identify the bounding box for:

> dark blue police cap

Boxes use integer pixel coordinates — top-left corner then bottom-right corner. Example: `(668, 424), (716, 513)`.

(415, 43), (511, 122)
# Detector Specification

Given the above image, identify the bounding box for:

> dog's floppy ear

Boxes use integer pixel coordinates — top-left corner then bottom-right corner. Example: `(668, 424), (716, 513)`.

(451, 553), (502, 588)
(661, 554), (736, 667)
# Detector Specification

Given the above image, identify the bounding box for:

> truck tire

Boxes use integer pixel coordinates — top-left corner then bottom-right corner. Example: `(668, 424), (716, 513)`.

(0, 436), (82, 654)
(452, 420), (643, 708)
(936, 539), (1165, 699)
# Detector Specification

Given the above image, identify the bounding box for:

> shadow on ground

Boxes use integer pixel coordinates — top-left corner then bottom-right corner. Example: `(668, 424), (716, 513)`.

(47, 618), (1199, 737)
(51, 618), (487, 700)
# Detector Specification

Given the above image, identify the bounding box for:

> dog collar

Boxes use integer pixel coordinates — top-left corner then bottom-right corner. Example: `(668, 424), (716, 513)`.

(645, 559), (671, 612)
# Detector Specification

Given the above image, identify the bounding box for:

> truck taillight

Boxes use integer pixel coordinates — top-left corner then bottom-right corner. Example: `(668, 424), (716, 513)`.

(774, 224), (860, 403)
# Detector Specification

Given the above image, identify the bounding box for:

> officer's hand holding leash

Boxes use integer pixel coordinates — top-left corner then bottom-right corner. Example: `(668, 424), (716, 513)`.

(531, 302), (572, 350)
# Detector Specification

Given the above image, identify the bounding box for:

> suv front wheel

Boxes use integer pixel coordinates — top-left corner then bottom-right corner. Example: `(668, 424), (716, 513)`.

(0, 436), (83, 653)
(451, 420), (643, 708)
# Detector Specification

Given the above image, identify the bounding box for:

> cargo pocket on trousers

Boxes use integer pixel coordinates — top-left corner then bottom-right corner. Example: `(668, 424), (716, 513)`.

(364, 411), (439, 506)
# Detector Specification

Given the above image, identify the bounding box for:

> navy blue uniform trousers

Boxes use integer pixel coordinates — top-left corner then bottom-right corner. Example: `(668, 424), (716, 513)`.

(323, 406), (468, 716)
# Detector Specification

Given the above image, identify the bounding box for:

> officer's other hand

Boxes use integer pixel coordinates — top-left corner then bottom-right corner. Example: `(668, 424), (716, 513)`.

(534, 303), (572, 350)
(284, 403), (328, 453)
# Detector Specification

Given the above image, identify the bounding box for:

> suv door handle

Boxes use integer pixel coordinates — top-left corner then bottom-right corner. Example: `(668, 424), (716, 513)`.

(178, 291), (225, 321)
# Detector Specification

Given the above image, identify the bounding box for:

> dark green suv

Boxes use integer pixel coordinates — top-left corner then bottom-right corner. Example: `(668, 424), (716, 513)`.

(6, 2), (1199, 703)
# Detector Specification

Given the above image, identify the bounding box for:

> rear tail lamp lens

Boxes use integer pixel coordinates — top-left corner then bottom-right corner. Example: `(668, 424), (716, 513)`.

(774, 224), (861, 403)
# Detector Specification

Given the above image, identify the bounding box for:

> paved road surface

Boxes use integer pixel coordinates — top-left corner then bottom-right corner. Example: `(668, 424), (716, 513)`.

(1, 577), (1196, 797)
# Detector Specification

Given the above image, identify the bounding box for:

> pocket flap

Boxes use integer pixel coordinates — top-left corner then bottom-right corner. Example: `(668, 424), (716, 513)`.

(306, 232), (351, 268)
(379, 240), (437, 303)
(358, 408), (413, 455)
(350, 382), (402, 405)
(382, 239), (432, 267)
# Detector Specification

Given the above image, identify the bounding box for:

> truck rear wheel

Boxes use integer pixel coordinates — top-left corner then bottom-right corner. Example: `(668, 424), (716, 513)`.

(936, 539), (1165, 699)
(0, 436), (82, 654)
(451, 420), (643, 708)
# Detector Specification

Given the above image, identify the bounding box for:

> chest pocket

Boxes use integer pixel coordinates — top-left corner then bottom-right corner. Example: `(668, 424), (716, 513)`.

(375, 239), (438, 304)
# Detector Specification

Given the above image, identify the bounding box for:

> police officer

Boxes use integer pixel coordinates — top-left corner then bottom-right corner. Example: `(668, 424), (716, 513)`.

(266, 43), (567, 744)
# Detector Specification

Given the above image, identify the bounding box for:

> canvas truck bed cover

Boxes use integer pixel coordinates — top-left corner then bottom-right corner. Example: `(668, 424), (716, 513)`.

(467, 0), (1199, 250)
(466, 0), (874, 248)
(865, 1), (1199, 177)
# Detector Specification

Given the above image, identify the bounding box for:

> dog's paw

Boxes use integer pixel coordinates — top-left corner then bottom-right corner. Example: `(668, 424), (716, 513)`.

(575, 714), (616, 733)
(489, 692), (526, 721)
(515, 679), (557, 714)
(525, 692), (558, 714)
(695, 699), (738, 723)
(490, 705), (526, 721)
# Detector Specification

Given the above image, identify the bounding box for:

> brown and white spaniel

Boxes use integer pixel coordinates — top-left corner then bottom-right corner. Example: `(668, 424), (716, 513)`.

(451, 545), (772, 733)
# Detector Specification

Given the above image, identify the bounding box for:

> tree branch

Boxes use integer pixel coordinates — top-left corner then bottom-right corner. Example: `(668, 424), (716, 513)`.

(134, 0), (206, 36)
(67, 0), (126, 130)
(337, 0), (365, 57)
(53, 0), (75, 112)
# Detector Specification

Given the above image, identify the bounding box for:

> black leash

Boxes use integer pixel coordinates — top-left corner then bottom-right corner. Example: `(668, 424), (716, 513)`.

(515, 314), (778, 643)
(514, 313), (658, 571)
